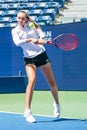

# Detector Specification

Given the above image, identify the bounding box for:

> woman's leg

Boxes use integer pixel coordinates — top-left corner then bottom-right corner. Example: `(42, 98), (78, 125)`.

(24, 64), (36, 123)
(40, 62), (60, 117)
(40, 62), (59, 104)
(25, 64), (36, 110)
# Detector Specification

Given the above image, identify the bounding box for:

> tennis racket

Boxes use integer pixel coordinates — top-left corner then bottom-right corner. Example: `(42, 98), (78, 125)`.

(47, 33), (78, 51)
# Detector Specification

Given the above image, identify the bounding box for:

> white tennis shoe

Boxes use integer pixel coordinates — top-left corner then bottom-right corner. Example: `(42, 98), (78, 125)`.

(53, 102), (60, 118)
(24, 109), (36, 123)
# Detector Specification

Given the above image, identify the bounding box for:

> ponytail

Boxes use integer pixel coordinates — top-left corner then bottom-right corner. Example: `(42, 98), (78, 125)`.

(27, 16), (40, 29)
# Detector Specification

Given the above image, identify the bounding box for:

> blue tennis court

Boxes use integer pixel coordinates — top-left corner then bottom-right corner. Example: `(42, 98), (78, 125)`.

(0, 112), (87, 130)
(0, 91), (87, 130)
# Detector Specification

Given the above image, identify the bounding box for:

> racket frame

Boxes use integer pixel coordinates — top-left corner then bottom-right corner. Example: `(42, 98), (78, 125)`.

(47, 33), (78, 51)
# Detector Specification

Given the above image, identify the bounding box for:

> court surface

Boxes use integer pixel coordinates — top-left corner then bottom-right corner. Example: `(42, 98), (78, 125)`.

(0, 91), (87, 130)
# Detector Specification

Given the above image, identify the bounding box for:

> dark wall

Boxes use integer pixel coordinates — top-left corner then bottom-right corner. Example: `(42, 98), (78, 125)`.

(0, 22), (87, 92)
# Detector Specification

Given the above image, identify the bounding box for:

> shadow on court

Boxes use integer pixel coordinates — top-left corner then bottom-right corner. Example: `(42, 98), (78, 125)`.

(0, 112), (87, 130)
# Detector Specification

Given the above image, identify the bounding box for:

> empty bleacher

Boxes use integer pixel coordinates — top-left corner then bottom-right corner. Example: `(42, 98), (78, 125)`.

(0, 0), (71, 27)
(0, 0), (87, 27)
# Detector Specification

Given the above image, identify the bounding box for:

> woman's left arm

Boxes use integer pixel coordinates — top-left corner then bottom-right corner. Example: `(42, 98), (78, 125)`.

(35, 28), (45, 44)
(26, 38), (45, 44)
(26, 27), (45, 44)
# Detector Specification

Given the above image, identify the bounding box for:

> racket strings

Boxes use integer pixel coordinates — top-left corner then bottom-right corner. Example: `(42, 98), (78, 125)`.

(55, 35), (78, 50)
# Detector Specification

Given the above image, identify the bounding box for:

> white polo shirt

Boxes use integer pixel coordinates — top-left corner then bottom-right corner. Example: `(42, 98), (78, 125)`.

(11, 22), (46, 58)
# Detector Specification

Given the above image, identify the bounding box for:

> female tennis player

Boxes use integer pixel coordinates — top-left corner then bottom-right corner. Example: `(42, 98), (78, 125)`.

(11, 10), (60, 123)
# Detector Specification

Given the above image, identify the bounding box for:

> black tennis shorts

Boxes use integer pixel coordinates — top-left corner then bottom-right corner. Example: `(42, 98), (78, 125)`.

(24, 51), (50, 67)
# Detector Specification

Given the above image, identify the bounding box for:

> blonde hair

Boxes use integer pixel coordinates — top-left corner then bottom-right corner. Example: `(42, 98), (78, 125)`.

(17, 10), (40, 29)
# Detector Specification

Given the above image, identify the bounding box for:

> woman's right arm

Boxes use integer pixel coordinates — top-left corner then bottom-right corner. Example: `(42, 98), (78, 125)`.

(11, 29), (26, 47)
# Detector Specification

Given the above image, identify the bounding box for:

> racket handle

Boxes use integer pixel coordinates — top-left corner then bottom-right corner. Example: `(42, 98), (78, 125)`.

(47, 40), (55, 46)
(47, 40), (52, 44)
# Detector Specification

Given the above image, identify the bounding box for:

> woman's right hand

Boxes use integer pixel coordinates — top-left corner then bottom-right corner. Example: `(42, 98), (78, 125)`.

(26, 38), (38, 43)
(26, 38), (45, 45)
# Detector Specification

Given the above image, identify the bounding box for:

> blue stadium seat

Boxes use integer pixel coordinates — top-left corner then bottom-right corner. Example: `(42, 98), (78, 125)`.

(36, 15), (52, 25)
(1, 0), (15, 3)
(0, 17), (11, 23)
(0, 10), (4, 16)
(49, 0), (64, 7)
(6, 23), (17, 27)
(36, 21), (46, 26)
(80, 17), (87, 22)
(7, 3), (19, 10)
(11, 16), (17, 23)
(37, 0), (46, 1)
(1, 0), (11, 3)
(28, 0), (40, 2)
(29, 15), (38, 21)
(29, 9), (43, 17)
(47, 2), (61, 13)
(0, 22), (17, 27)
(4, 10), (17, 17)
(34, 2), (47, 10)
(2, 0), (29, 4)
(17, 2), (36, 10)
(0, 23), (5, 27)
(17, 0), (28, 2)
(0, 4), (5, 10)
(42, 8), (56, 21)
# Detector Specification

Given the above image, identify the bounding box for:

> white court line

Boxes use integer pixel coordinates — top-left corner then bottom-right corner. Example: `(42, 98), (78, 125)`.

(0, 111), (82, 120)
(0, 111), (55, 118)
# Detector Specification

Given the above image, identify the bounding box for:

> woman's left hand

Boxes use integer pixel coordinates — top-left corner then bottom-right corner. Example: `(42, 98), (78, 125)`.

(26, 38), (45, 44)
